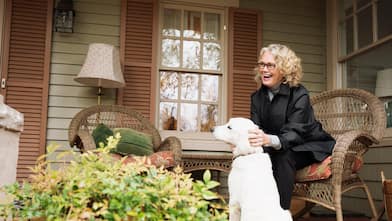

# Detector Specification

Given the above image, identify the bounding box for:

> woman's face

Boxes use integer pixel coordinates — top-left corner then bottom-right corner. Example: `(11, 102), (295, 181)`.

(258, 51), (284, 89)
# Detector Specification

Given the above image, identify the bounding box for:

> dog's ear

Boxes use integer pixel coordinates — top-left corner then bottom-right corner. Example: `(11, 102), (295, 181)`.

(236, 130), (251, 149)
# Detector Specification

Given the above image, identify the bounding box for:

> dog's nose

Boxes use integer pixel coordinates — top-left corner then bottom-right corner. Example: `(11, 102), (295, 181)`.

(210, 127), (215, 133)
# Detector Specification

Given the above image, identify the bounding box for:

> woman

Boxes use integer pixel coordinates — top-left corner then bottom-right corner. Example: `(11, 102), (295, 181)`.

(249, 44), (335, 210)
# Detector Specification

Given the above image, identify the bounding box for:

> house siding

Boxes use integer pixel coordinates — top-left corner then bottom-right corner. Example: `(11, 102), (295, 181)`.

(46, 0), (121, 166)
(240, 0), (327, 95)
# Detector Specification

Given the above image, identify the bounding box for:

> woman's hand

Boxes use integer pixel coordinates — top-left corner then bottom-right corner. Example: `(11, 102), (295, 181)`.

(248, 128), (270, 147)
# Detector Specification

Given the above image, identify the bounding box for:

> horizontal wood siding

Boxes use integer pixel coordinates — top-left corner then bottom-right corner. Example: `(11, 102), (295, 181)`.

(47, 0), (121, 154)
(240, 0), (327, 94)
(119, 0), (155, 119)
(2, 0), (52, 180)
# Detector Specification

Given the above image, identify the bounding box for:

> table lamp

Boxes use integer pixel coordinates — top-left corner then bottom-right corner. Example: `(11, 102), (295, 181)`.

(375, 68), (392, 127)
(75, 43), (125, 104)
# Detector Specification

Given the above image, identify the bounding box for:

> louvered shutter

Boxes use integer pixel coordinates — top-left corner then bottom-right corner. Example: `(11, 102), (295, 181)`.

(228, 8), (262, 118)
(1, 0), (52, 180)
(119, 0), (157, 121)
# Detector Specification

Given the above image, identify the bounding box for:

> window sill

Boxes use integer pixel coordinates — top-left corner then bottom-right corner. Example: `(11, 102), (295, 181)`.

(160, 130), (231, 152)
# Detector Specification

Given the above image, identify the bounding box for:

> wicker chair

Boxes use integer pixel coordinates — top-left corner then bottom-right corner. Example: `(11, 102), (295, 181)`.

(68, 105), (182, 167)
(293, 88), (386, 221)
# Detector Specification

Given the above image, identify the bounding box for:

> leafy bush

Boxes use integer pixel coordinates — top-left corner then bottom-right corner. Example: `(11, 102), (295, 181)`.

(0, 135), (228, 220)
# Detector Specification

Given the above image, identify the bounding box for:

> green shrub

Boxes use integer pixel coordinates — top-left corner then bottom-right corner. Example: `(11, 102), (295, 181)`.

(0, 135), (228, 220)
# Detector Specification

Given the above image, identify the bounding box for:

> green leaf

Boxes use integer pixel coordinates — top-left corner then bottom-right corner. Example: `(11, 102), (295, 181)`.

(203, 170), (211, 183)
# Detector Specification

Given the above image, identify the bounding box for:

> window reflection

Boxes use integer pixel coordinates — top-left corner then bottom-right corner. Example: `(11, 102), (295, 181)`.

(181, 74), (199, 100)
(160, 102), (178, 130)
(184, 11), (201, 39)
(162, 8), (181, 37)
(161, 39), (180, 67)
(180, 103), (198, 132)
(159, 7), (223, 132)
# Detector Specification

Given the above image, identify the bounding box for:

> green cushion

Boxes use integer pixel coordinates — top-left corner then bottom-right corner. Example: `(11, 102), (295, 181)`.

(112, 128), (154, 156)
(92, 123), (114, 148)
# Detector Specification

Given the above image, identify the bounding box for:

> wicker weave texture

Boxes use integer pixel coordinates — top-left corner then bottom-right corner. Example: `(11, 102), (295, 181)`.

(68, 105), (182, 166)
(293, 88), (386, 221)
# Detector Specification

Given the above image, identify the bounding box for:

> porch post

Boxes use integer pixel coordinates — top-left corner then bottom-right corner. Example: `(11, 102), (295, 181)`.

(0, 94), (24, 187)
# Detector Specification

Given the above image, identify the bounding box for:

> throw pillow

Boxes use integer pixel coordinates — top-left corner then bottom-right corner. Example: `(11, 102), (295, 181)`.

(92, 123), (114, 148)
(112, 128), (154, 156)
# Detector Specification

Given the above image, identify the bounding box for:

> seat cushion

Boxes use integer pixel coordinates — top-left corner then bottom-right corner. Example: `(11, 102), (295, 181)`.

(295, 155), (364, 182)
(112, 128), (154, 156)
(110, 151), (175, 168)
(92, 123), (114, 148)
(296, 156), (332, 182)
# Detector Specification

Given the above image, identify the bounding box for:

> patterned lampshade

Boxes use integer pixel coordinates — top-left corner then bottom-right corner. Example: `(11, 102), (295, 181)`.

(375, 68), (392, 97)
(75, 43), (125, 88)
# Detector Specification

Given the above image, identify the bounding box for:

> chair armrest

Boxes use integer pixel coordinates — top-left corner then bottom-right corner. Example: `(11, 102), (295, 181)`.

(330, 130), (379, 185)
(70, 130), (96, 153)
(158, 136), (182, 166)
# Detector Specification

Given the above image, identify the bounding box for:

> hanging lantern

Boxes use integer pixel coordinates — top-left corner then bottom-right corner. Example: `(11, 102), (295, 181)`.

(54, 0), (75, 33)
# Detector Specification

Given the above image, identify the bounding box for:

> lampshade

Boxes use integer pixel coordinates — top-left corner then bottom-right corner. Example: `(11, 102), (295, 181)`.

(75, 43), (125, 88)
(375, 68), (392, 97)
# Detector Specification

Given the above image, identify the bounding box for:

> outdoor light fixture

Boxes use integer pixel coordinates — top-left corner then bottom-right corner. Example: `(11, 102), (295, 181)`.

(54, 0), (75, 33)
(75, 43), (125, 105)
(375, 68), (392, 127)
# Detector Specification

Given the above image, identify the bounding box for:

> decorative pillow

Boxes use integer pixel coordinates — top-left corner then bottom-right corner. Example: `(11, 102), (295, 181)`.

(112, 128), (154, 156)
(295, 155), (364, 182)
(352, 156), (363, 173)
(296, 156), (332, 182)
(110, 151), (175, 168)
(92, 123), (114, 148)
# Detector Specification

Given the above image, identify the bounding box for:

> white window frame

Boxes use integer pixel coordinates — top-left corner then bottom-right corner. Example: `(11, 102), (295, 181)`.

(156, 1), (231, 152)
(331, 0), (392, 137)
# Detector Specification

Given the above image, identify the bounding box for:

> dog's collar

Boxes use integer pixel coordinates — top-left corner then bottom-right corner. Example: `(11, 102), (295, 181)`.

(232, 148), (264, 160)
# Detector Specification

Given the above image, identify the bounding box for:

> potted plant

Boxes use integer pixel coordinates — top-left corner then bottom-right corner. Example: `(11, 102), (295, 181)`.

(0, 135), (228, 220)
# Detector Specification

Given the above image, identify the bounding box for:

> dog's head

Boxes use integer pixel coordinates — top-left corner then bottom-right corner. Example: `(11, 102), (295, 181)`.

(212, 117), (261, 156)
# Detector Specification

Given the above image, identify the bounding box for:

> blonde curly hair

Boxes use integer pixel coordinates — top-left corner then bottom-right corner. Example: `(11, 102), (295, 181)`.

(254, 44), (303, 87)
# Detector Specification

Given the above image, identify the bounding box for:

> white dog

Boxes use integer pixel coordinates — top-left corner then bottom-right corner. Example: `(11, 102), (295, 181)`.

(212, 117), (292, 221)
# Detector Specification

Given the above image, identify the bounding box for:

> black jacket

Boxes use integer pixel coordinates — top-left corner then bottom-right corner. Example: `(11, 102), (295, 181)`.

(250, 83), (335, 161)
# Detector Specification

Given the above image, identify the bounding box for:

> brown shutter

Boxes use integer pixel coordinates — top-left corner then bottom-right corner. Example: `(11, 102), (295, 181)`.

(228, 8), (262, 118)
(119, 0), (157, 121)
(0, 0), (52, 180)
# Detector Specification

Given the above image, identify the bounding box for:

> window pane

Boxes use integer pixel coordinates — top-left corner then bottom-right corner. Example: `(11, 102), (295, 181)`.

(356, 0), (371, 9)
(180, 103), (198, 131)
(339, 18), (354, 56)
(184, 11), (201, 39)
(201, 74), (218, 102)
(343, 41), (392, 127)
(343, 0), (353, 16)
(377, 0), (392, 39)
(160, 102), (178, 130)
(201, 104), (218, 132)
(183, 40), (200, 69)
(161, 39), (180, 67)
(203, 13), (220, 40)
(163, 8), (181, 37)
(357, 6), (373, 48)
(160, 71), (178, 99)
(203, 42), (221, 71)
(181, 74), (199, 100)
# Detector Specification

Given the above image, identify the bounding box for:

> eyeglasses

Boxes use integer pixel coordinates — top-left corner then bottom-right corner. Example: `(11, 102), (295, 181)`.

(257, 62), (276, 70)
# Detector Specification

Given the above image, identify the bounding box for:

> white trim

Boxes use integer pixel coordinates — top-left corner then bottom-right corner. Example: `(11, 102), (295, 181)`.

(0, 0), (5, 80)
(156, 2), (228, 147)
(160, 0), (238, 8)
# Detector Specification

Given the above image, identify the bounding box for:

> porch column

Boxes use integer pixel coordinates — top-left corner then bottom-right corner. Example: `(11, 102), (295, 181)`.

(0, 94), (24, 187)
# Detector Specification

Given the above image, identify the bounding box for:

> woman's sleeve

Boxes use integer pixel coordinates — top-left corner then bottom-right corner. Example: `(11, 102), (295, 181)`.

(278, 93), (316, 149)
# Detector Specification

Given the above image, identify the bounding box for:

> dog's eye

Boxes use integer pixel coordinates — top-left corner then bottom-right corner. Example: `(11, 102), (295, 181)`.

(227, 125), (232, 130)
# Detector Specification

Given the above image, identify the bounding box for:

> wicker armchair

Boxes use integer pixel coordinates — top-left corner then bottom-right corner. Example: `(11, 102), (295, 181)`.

(68, 105), (182, 167)
(293, 88), (386, 221)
